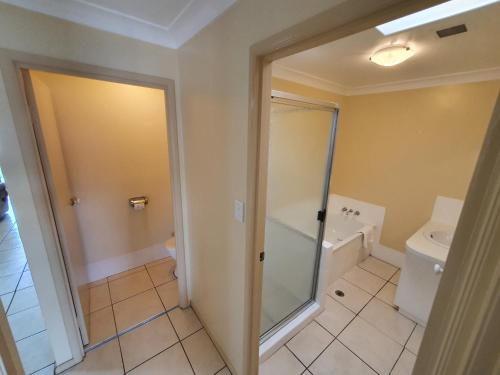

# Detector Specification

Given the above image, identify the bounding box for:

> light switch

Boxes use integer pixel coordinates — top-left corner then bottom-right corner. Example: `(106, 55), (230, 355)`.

(234, 200), (245, 223)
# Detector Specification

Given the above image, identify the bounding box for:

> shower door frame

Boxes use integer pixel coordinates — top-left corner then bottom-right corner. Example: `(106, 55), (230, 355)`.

(259, 90), (340, 343)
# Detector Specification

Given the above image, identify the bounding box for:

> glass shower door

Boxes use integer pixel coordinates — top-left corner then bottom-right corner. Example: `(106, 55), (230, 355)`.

(260, 92), (338, 339)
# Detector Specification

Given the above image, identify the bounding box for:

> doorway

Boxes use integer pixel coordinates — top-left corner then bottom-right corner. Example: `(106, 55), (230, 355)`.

(21, 68), (186, 350)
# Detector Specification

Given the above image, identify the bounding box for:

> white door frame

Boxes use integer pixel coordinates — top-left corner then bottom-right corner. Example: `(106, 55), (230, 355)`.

(0, 48), (189, 372)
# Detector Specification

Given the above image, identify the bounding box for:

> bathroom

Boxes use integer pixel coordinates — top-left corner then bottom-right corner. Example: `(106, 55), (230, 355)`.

(258, 1), (500, 374)
(0, 68), (185, 372)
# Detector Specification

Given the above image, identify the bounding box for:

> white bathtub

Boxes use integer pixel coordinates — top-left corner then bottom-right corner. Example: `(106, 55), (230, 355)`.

(317, 214), (371, 305)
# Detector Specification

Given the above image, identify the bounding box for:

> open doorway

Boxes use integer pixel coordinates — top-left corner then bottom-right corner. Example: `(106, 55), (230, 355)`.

(22, 69), (182, 351)
(257, 1), (500, 374)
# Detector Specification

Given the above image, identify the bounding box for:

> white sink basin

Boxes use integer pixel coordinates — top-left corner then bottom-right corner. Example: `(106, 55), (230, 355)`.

(425, 230), (454, 248)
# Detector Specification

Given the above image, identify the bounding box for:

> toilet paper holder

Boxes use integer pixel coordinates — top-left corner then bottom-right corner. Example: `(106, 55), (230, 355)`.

(128, 196), (149, 208)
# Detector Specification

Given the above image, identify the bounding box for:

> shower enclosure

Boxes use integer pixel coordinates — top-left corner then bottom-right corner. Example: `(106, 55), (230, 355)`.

(260, 91), (339, 341)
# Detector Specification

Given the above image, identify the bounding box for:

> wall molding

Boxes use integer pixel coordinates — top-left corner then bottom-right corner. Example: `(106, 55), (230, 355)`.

(273, 63), (500, 96)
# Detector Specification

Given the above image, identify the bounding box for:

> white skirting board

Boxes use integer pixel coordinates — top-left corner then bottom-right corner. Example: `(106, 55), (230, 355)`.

(372, 243), (405, 268)
(86, 240), (175, 282)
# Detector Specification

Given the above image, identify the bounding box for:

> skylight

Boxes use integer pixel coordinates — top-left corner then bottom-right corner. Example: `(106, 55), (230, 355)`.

(376, 0), (499, 35)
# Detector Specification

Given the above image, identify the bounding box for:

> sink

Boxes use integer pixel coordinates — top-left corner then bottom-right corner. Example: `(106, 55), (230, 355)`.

(425, 230), (454, 248)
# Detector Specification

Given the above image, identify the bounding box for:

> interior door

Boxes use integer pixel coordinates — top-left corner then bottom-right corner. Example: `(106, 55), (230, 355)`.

(23, 70), (90, 345)
(260, 91), (339, 339)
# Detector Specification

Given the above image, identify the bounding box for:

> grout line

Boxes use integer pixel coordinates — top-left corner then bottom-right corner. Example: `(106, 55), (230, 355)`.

(123, 338), (180, 374)
(389, 323), (417, 374)
(166, 309), (196, 375)
(14, 328), (47, 344)
(6, 261), (29, 314)
(106, 279), (126, 374)
(28, 361), (55, 375)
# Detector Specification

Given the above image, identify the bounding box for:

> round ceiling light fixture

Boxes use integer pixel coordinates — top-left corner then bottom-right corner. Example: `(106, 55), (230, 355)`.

(369, 45), (414, 67)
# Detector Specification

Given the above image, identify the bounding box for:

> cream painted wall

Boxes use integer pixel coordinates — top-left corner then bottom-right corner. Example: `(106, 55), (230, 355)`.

(176, 1), (411, 373)
(31, 71), (174, 266)
(332, 81), (500, 252)
(272, 78), (500, 252)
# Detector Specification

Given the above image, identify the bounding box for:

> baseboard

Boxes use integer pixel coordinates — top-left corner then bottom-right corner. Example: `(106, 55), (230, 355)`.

(372, 243), (405, 268)
(86, 241), (175, 282)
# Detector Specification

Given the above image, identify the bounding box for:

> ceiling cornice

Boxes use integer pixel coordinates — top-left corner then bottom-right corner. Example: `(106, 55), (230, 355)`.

(273, 63), (500, 96)
(0, 0), (236, 49)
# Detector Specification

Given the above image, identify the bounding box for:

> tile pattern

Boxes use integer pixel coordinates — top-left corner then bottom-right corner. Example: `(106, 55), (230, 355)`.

(65, 257), (229, 375)
(0, 214), (55, 374)
(84, 257), (180, 347)
(260, 256), (424, 375)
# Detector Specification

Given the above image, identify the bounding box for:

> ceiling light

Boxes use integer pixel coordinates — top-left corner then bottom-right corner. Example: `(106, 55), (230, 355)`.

(369, 45), (414, 67)
(376, 0), (500, 35)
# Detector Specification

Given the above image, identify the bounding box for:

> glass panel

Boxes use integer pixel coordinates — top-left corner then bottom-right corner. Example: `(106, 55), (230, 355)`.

(260, 101), (334, 336)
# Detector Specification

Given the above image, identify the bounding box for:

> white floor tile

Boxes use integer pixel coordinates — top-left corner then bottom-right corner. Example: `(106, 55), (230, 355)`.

(108, 266), (145, 281)
(113, 289), (164, 333)
(156, 280), (179, 311)
(392, 349), (416, 375)
(359, 298), (415, 346)
(89, 306), (116, 346)
(315, 296), (355, 336)
(216, 367), (232, 375)
(128, 343), (193, 375)
(182, 329), (225, 375)
(376, 283), (397, 306)
(33, 363), (55, 374)
(1, 292), (13, 310)
(0, 258), (26, 277)
(89, 283), (111, 313)
(309, 340), (376, 375)
(406, 325), (425, 355)
(8, 305), (46, 341)
(16, 330), (54, 374)
(358, 257), (398, 281)
(168, 307), (202, 339)
(8, 286), (39, 315)
(146, 258), (176, 286)
(0, 272), (22, 295)
(17, 270), (34, 289)
(65, 339), (123, 374)
(342, 267), (386, 295)
(339, 317), (402, 375)
(390, 270), (400, 285)
(0, 248), (26, 264)
(259, 347), (304, 375)
(327, 278), (371, 313)
(287, 321), (333, 367)
(109, 270), (153, 303)
(120, 315), (178, 372)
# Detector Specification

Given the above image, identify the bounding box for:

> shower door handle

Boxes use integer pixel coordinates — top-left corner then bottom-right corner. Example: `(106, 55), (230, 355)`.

(317, 209), (326, 222)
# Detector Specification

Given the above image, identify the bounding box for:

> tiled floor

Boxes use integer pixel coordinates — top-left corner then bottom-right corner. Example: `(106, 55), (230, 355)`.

(260, 256), (426, 375)
(66, 258), (230, 374)
(0, 212), (55, 375)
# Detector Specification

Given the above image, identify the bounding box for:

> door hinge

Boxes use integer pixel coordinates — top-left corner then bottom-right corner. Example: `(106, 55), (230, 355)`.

(317, 209), (326, 222)
(259, 252), (265, 262)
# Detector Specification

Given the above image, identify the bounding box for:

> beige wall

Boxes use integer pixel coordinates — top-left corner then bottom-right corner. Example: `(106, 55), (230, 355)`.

(272, 78), (500, 252)
(332, 81), (500, 252)
(31, 71), (174, 266)
(177, 1), (368, 373)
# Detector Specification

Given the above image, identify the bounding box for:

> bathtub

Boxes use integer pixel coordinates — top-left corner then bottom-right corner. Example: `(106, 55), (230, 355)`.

(317, 214), (371, 304)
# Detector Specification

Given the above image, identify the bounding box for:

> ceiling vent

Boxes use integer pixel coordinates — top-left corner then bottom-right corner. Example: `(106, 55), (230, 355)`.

(436, 24), (467, 38)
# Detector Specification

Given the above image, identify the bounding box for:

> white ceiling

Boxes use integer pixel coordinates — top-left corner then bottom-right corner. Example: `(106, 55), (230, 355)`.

(275, 2), (500, 95)
(0, 0), (237, 48)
